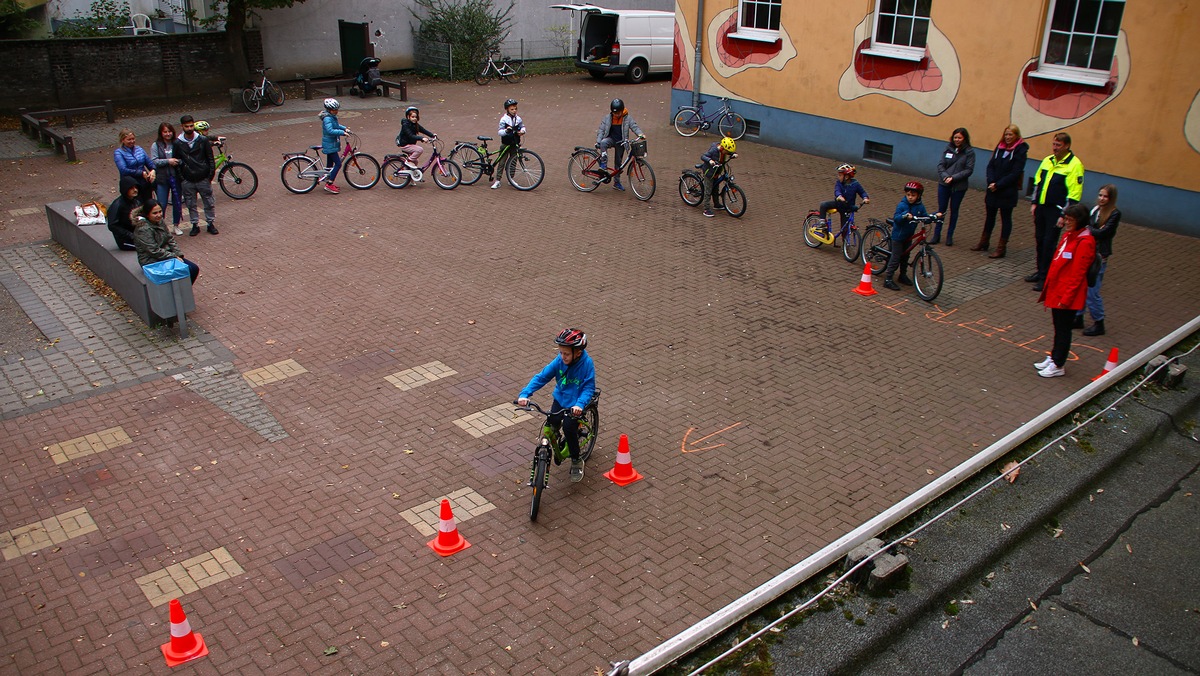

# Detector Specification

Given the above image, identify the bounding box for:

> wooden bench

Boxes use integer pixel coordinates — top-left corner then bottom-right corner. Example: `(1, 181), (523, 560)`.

(18, 102), (117, 162)
(302, 77), (407, 101)
(45, 200), (195, 338)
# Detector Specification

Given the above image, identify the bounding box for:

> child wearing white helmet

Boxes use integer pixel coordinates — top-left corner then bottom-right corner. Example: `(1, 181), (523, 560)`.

(493, 98), (526, 189)
(319, 98), (348, 194)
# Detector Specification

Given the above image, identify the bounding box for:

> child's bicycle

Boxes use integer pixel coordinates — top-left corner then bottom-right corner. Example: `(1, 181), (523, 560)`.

(672, 97), (747, 140)
(211, 138), (259, 200)
(513, 394), (601, 521)
(678, 158), (747, 218)
(241, 67), (284, 113)
(567, 137), (656, 201)
(279, 132), (381, 193)
(380, 138), (462, 190)
(475, 47), (525, 85)
(803, 204), (865, 262)
(860, 215), (945, 301)
(447, 134), (545, 191)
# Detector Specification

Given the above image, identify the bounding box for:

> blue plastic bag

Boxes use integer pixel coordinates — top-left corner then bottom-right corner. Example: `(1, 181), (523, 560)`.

(142, 258), (190, 284)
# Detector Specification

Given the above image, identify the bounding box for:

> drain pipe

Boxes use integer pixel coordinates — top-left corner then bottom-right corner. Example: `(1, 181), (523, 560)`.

(692, 0), (703, 107)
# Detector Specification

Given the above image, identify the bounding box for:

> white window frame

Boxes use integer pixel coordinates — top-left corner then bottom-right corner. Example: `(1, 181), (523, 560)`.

(862, 0), (932, 62)
(728, 0), (781, 43)
(1032, 0), (1124, 87)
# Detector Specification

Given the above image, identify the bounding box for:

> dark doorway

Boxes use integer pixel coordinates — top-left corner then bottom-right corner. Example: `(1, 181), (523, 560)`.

(338, 20), (374, 74)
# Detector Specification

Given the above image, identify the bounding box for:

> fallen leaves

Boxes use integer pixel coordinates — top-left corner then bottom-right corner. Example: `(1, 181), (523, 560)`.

(1079, 562), (1091, 574)
(1001, 461), (1020, 483)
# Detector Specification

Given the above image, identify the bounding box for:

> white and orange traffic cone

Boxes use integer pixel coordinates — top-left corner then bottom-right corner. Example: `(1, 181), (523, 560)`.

(852, 263), (878, 297)
(604, 434), (643, 486)
(427, 499), (470, 557)
(161, 599), (209, 667)
(1092, 347), (1119, 381)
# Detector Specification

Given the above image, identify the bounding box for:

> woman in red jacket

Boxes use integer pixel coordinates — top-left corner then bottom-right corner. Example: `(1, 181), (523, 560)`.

(1035, 203), (1096, 378)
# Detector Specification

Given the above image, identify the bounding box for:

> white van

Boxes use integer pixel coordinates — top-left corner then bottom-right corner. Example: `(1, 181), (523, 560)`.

(550, 4), (674, 83)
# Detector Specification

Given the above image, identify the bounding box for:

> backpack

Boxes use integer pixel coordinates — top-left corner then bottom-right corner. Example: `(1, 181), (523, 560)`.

(1086, 253), (1102, 287)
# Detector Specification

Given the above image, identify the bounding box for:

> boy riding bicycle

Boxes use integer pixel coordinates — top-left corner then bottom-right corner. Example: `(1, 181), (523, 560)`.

(700, 137), (737, 218)
(517, 328), (596, 482)
(596, 98), (644, 192)
(492, 98), (526, 190)
(814, 163), (870, 232)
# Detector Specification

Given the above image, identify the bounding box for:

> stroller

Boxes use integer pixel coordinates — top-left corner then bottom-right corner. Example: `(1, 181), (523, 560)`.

(350, 57), (383, 97)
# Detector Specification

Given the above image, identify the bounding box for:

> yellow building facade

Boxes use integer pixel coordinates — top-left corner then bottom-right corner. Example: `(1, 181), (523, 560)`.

(671, 0), (1200, 234)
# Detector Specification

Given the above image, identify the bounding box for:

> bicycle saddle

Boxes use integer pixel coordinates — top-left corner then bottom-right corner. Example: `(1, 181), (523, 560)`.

(694, 163), (704, 169)
(477, 136), (492, 142)
(309, 145), (322, 151)
(886, 218), (896, 225)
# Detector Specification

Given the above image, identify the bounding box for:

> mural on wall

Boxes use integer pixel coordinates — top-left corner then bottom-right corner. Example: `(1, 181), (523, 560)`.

(837, 13), (960, 116)
(1186, 89), (1200, 154)
(1009, 31), (1130, 138)
(707, 7), (796, 78)
(672, 4), (764, 104)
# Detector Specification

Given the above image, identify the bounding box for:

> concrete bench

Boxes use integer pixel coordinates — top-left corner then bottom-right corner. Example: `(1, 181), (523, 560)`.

(302, 77), (407, 101)
(45, 200), (195, 338)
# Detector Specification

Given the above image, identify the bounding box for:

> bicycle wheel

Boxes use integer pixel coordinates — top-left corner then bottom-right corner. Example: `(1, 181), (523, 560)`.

(568, 149), (602, 192)
(450, 145), (485, 185)
(217, 161), (258, 200)
(431, 159), (462, 190)
(679, 171), (704, 206)
(475, 63), (491, 86)
(266, 80), (285, 106)
(343, 152), (380, 189)
(842, 223), (862, 262)
(578, 404), (600, 463)
(503, 60), (525, 83)
(717, 112), (747, 140)
(722, 183), (747, 218)
(802, 213), (826, 248)
(861, 224), (891, 275)
(380, 158), (413, 189)
(673, 108), (702, 137)
(912, 247), (944, 301)
(627, 158), (656, 201)
(280, 156), (318, 194)
(529, 452), (548, 521)
(506, 148), (544, 191)
(241, 88), (260, 113)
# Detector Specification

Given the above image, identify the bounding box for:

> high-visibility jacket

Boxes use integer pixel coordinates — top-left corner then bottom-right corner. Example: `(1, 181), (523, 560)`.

(1033, 151), (1084, 209)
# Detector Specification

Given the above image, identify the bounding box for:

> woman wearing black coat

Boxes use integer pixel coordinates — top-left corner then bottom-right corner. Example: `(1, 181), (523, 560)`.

(972, 124), (1029, 258)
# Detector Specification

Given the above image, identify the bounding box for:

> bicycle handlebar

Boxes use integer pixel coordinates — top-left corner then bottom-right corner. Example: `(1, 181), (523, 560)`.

(513, 400), (580, 418)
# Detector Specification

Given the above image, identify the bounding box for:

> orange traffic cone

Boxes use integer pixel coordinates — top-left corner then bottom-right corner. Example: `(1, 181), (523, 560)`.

(161, 599), (209, 667)
(604, 434), (643, 486)
(852, 263), (878, 297)
(427, 499), (470, 556)
(1092, 347), (1119, 381)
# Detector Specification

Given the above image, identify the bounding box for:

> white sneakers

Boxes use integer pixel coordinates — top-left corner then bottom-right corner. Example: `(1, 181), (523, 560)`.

(490, 180), (501, 189)
(1034, 355), (1065, 377)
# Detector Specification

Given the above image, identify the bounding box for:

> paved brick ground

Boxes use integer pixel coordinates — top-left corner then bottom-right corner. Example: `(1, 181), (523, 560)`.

(1, 74), (1199, 674)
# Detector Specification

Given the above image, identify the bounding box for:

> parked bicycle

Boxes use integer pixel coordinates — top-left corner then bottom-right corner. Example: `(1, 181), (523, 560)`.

(673, 97), (747, 140)
(678, 158), (747, 218)
(861, 215), (945, 301)
(513, 394), (601, 521)
(207, 137), (259, 200)
(380, 138), (462, 190)
(475, 47), (525, 85)
(567, 137), (655, 201)
(448, 135), (545, 191)
(803, 205), (865, 262)
(242, 67), (284, 113)
(279, 131), (380, 193)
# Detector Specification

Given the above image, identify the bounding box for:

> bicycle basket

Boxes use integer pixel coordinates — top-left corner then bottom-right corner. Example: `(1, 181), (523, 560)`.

(630, 139), (648, 158)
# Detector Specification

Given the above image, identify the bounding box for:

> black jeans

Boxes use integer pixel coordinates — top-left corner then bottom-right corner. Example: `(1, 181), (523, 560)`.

(549, 400), (581, 461)
(1034, 205), (1062, 280)
(1050, 308), (1076, 368)
(817, 200), (855, 228)
(883, 236), (912, 280)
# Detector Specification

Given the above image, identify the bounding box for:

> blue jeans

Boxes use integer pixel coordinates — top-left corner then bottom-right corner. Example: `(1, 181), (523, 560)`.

(1078, 257), (1107, 322)
(325, 151), (342, 184)
(155, 178), (182, 226)
(937, 184), (966, 235)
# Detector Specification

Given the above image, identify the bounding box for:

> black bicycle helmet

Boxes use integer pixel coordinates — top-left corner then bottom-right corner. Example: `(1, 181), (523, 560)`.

(554, 328), (587, 349)
(504, 98), (518, 109)
(610, 98), (624, 112)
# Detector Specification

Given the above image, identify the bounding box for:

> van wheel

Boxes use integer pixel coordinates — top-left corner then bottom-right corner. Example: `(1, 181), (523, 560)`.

(625, 59), (647, 84)
(589, 71), (606, 80)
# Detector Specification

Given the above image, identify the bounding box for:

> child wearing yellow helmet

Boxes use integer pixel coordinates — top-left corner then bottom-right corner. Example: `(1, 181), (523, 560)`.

(700, 137), (738, 217)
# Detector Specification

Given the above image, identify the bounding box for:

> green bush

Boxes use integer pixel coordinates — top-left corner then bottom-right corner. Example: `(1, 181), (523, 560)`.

(53, 0), (132, 37)
(411, 0), (514, 77)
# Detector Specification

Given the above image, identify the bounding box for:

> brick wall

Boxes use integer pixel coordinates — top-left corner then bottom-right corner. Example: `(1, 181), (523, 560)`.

(0, 31), (264, 111)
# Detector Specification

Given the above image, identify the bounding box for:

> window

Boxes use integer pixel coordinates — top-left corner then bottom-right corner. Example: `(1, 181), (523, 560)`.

(864, 0), (932, 61)
(730, 0), (781, 42)
(1033, 0), (1125, 86)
